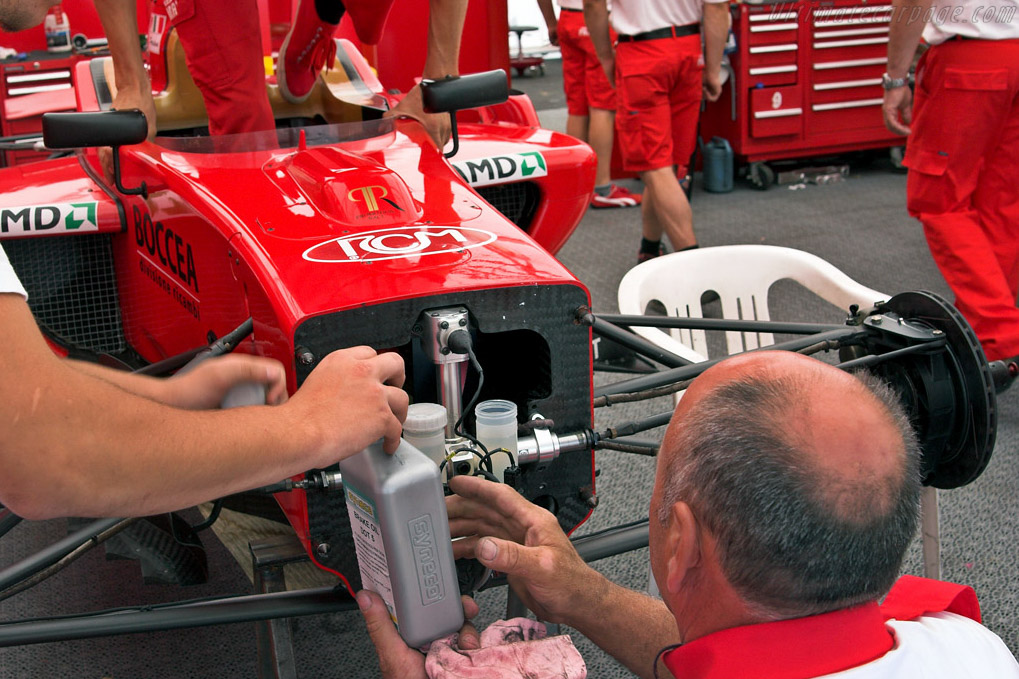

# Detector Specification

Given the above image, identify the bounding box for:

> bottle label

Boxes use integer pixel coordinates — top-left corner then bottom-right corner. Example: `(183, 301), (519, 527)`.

(344, 483), (397, 624)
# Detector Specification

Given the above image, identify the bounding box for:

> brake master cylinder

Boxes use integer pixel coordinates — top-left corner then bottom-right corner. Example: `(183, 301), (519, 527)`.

(339, 439), (463, 647)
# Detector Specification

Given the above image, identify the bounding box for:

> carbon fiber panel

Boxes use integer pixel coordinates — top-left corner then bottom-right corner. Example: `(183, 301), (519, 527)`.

(294, 284), (593, 587)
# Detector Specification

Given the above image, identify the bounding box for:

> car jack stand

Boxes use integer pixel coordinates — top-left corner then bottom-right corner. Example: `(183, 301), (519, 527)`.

(252, 535), (309, 679)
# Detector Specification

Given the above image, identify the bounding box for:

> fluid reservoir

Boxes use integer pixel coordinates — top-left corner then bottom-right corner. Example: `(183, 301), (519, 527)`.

(403, 403), (448, 468)
(474, 399), (518, 482)
(339, 439), (463, 647)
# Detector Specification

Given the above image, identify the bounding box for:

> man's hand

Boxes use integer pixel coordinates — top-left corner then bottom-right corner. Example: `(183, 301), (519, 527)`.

(882, 86), (913, 136)
(599, 54), (616, 88)
(287, 346), (409, 458)
(446, 475), (604, 625)
(358, 590), (480, 679)
(703, 70), (723, 102)
(163, 354), (288, 409)
(385, 84), (453, 150)
(98, 84), (157, 184)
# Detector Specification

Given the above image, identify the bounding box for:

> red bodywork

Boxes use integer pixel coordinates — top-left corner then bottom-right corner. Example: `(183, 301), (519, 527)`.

(0, 50), (597, 588)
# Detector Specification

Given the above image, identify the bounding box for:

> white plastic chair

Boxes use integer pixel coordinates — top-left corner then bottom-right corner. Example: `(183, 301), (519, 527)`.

(617, 245), (941, 580)
(617, 244), (888, 364)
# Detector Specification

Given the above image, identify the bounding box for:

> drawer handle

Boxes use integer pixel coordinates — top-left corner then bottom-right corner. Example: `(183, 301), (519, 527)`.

(750, 11), (798, 21)
(6, 70), (72, 84)
(812, 5), (892, 18)
(751, 22), (799, 32)
(8, 83), (72, 97)
(814, 78), (882, 90)
(815, 16), (890, 27)
(814, 37), (890, 48)
(814, 57), (887, 70)
(749, 43), (799, 53)
(813, 98), (883, 111)
(749, 65), (798, 75)
(815, 27), (889, 39)
(755, 107), (804, 119)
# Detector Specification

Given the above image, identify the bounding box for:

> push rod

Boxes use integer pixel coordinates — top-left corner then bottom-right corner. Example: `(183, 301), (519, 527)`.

(0, 510), (22, 540)
(595, 327), (867, 398)
(582, 313), (693, 369)
(573, 520), (650, 563)
(0, 518), (124, 593)
(596, 313), (846, 336)
(0, 587), (357, 647)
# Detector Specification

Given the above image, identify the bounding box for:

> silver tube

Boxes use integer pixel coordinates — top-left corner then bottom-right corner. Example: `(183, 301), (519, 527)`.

(439, 363), (463, 438)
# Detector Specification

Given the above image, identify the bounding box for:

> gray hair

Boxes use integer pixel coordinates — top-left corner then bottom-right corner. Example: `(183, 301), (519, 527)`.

(656, 369), (921, 619)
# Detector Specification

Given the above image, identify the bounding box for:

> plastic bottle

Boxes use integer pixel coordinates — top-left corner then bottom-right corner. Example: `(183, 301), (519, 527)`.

(339, 439), (463, 648)
(402, 403), (448, 468)
(702, 137), (734, 193)
(474, 399), (518, 482)
(44, 6), (71, 53)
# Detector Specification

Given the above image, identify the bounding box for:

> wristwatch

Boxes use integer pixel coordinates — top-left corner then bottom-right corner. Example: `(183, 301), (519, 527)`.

(881, 72), (911, 90)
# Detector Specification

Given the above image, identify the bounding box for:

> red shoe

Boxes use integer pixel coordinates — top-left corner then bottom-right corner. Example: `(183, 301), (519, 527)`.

(278, 0), (338, 104)
(590, 184), (642, 209)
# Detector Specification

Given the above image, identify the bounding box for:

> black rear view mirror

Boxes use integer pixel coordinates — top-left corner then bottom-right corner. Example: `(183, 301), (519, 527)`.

(419, 70), (510, 158)
(42, 110), (148, 197)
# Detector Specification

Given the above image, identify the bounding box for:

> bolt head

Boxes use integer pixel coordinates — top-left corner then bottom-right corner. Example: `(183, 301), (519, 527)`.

(440, 320), (449, 329)
(298, 351), (315, 366)
(316, 543), (330, 557)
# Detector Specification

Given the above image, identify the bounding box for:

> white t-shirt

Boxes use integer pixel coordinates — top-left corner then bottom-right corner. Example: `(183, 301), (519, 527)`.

(0, 243), (28, 299)
(923, 0), (1019, 44)
(821, 612), (1019, 678)
(610, 0), (727, 36)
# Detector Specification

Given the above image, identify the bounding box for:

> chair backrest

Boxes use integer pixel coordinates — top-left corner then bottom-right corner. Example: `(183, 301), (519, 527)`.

(617, 245), (888, 362)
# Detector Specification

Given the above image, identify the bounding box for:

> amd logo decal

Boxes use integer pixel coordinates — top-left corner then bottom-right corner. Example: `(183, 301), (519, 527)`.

(450, 151), (547, 188)
(303, 226), (496, 263)
(0, 202), (98, 237)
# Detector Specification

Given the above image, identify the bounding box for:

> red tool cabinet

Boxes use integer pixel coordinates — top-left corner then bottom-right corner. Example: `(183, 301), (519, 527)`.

(0, 52), (79, 167)
(701, 0), (902, 186)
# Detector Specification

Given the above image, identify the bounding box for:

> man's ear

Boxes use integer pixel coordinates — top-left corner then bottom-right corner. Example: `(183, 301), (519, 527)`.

(664, 501), (701, 595)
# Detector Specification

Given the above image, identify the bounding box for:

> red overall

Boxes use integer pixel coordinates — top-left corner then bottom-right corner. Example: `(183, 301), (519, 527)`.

(904, 39), (1019, 362)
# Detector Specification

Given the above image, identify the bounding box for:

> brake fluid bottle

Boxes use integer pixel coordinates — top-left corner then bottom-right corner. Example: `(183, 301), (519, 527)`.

(44, 6), (71, 53)
(339, 439), (463, 648)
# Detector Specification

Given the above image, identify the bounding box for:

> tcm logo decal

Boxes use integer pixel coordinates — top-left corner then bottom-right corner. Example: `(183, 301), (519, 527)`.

(450, 152), (547, 188)
(409, 515), (445, 605)
(0, 202), (98, 236)
(348, 185), (404, 215)
(303, 226), (497, 263)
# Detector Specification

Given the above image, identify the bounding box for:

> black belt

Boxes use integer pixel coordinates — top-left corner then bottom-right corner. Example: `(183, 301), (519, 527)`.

(616, 23), (699, 42)
(560, 7), (582, 12)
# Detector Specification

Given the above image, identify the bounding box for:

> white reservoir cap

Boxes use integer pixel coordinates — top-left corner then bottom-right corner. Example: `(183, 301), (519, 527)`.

(404, 403), (448, 435)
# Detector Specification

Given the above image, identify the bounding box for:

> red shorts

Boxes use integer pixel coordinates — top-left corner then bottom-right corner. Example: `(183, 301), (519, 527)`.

(164, 0), (275, 135)
(558, 9), (617, 116)
(614, 36), (702, 174)
(904, 38), (1019, 360)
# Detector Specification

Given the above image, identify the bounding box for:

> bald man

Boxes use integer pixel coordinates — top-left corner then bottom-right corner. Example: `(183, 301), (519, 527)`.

(358, 351), (1019, 679)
